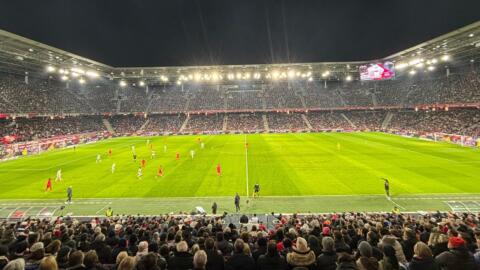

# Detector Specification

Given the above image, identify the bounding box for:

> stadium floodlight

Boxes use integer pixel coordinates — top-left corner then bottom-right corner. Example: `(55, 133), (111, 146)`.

(408, 59), (422, 66)
(306, 71), (312, 77)
(322, 71), (330, 78)
(46, 66), (56, 73)
(78, 78), (86, 84)
(211, 72), (220, 81)
(441, 55), (450, 61)
(346, 75), (352, 81)
(469, 33), (474, 37)
(427, 66), (435, 71)
(396, 62), (408, 69)
(243, 72), (251, 80)
(61, 75), (69, 81)
(176, 80), (182, 85)
(139, 81), (145, 87)
(409, 69), (416, 75)
(415, 62), (424, 68)
(194, 73), (202, 81)
(71, 72), (80, 78)
(71, 67), (85, 74)
(431, 58), (438, 64)
(272, 71), (279, 80)
(308, 77), (313, 82)
(86, 71), (99, 78)
(253, 72), (261, 79)
(236, 72), (242, 80)
(227, 73), (235, 80)
(119, 80), (127, 87)
(287, 70), (296, 78)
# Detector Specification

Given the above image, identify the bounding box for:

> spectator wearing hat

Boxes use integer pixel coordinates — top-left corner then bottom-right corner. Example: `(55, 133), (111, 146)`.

(26, 242), (45, 270)
(316, 236), (337, 270)
(435, 237), (476, 270)
(286, 237), (316, 270)
(408, 242), (439, 270)
(355, 241), (380, 270)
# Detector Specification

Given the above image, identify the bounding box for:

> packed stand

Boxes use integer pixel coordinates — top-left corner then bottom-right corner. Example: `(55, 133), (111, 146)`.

(0, 116), (105, 142)
(143, 115), (186, 134)
(184, 114), (224, 133)
(1, 211), (480, 270)
(307, 111), (352, 130)
(267, 113), (307, 131)
(109, 115), (146, 134)
(226, 113), (265, 132)
(148, 88), (188, 113)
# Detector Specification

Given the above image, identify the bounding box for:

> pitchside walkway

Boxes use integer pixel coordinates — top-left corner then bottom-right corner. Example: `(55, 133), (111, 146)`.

(1, 193), (480, 220)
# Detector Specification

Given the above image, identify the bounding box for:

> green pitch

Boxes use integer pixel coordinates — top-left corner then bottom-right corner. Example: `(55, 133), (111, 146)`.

(1, 132), (479, 216)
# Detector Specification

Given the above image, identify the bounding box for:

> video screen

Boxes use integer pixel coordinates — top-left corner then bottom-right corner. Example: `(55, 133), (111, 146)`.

(359, 61), (395, 81)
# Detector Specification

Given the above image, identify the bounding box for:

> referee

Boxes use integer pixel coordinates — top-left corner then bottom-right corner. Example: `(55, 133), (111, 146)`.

(382, 178), (390, 198)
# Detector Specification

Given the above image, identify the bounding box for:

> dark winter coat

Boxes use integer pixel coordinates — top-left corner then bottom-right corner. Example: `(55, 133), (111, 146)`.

(408, 256), (439, 270)
(256, 254), (287, 270)
(168, 251), (194, 270)
(225, 252), (255, 270)
(316, 251), (337, 270)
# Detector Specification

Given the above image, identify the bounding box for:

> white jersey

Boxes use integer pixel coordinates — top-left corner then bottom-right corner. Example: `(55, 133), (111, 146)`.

(163, 144), (167, 153)
(55, 169), (62, 181)
(111, 163), (116, 173)
(151, 151), (156, 159)
(190, 150), (195, 159)
(96, 154), (101, 163)
(200, 142), (205, 149)
(131, 145), (136, 154)
(137, 168), (142, 178)
(146, 139), (150, 145)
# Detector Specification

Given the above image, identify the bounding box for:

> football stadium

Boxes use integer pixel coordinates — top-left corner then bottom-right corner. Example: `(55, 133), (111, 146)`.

(0, 1), (480, 269)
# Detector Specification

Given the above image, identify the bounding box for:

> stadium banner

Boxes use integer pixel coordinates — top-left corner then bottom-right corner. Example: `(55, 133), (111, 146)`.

(1, 132), (111, 158)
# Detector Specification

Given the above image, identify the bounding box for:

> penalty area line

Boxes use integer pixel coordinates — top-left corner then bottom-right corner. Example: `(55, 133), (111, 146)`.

(387, 196), (406, 210)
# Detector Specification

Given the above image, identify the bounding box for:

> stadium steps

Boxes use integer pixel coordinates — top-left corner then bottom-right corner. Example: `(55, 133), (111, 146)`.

(116, 99), (122, 113)
(381, 112), (394, 129)
(341, 113), (357, 129)
(145, 93), (156, 112)
(102, 119), (115, 133)
(137, 119), (150, 133)
(179, 115), (190, 132)
(223, 115), (228, 131)
(262, 114), (269, 131)
(298, 94), (307, 108)
(301, 114), (313, 130)
(184, 97), (191, 111)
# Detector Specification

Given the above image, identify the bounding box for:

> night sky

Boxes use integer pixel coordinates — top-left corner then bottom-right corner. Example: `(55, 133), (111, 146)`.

(0, 0), (479, 67)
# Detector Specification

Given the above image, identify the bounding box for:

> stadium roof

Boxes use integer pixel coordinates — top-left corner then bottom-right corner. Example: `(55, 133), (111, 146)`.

(0, 21), (479, 83)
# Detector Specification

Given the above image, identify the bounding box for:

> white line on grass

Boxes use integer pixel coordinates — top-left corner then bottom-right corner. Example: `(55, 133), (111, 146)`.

(458, 201), (472, 212)
(95, 204), (110, 215)
(387, 196), (406, 210)
(37, 207), (47, 217)
(245, 134), (249, 198)
(6, 207), (19, 219)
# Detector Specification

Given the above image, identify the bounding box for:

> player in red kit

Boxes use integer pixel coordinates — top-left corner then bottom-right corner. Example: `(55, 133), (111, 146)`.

(216, 163), (222, 176)
(141, 159), (146, 168)
(156, 166), (164, 178)
(45, 178), (52, 192)
(176, 152), (180, 160)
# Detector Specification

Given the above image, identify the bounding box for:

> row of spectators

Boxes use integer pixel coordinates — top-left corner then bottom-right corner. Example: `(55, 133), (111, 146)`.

(1, 65), (478, 114)
(2, 109), (479, 142)
(0, 211), (480, 270)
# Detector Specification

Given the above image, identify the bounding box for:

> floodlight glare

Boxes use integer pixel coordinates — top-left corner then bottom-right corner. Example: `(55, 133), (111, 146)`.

(441, 55), (450, 61)
(346, 75), (352, 81)
(46, 66), (56, 72)
(119, 80), (127, 87)
(139, 81), (145, 87)
(427, 66), (435, 71)
(79, 78), (86, 84)
(86, 71), (99, 78)
(409, 70), (416, 75)
(61, 75), (69, 81)
(308, 77), (313, 82)
(396, 63), (408, 69)
(71, 67), (85, 74)
(71, 72), (80, 78)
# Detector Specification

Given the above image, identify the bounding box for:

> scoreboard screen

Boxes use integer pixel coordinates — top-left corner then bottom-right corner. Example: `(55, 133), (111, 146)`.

(359, 61), (395, 81)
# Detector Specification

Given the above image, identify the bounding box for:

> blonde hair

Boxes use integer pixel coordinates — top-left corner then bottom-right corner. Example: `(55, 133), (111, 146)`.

(117, 256), (136, 270)
(414, 242), (432, 259)
(116, 251), (129, 265)
(193, 250), (207, 269)
(39, 256), (58, 270)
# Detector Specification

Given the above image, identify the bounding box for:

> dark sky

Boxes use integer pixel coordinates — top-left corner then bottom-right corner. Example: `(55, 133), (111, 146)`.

(0, 0), (479, 67)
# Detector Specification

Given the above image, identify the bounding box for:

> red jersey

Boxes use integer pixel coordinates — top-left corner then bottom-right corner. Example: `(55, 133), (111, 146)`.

(176, 152), (180, 160)
(141, 159), (146, 167)
(216, 164), (221, 173)
(108, 149), (112, 156)
(46, 178), (52, 187)
(157, 167), (164, 176)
